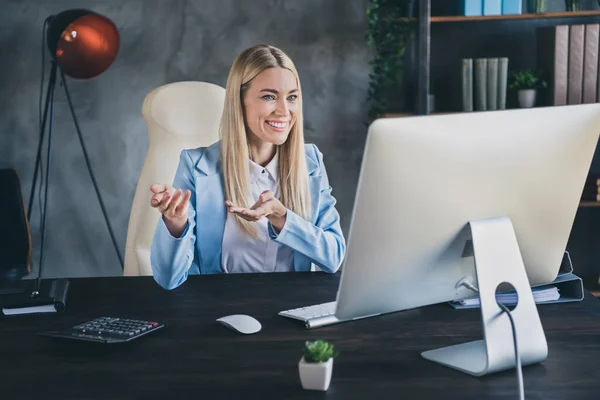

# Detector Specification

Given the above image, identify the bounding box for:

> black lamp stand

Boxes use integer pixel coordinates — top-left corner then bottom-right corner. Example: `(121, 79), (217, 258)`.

(27, 59), (123, 296)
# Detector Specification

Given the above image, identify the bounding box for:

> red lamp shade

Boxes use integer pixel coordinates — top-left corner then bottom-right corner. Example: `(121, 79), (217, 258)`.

(47, 9), (119, 80)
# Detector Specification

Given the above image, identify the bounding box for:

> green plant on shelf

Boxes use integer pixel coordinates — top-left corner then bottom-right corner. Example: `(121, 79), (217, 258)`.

(365, 0), (415, 123)
(566, 0), (580, 11)
(303, 340), (339, 363)
(530, 0), (547, 13)
(508, 69), (548, 90)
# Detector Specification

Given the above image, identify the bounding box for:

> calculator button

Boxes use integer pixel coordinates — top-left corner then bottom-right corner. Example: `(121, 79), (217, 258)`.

(42, 317), (164, 343)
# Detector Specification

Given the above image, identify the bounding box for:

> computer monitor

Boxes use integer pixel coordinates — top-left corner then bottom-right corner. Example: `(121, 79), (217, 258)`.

(335, 104), (600, 322)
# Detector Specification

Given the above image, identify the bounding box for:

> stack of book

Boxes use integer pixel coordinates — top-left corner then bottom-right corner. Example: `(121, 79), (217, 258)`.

(581, 173), (600, 202)
(461, 0), (522, 16)
(537, 24), (600, 106)
(462, 57), (509, 112)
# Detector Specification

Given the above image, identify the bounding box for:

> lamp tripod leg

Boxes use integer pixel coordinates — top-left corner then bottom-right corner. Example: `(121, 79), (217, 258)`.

(34, 64), (58, 293)
(28, 61), (57, 222)
(58, 68), (124, 269)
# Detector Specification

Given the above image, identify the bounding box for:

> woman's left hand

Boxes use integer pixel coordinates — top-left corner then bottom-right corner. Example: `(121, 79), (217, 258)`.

(225, 190), (287, 231)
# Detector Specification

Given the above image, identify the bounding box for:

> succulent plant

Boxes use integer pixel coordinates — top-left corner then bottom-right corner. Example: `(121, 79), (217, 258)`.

(302, 340), (339, 363)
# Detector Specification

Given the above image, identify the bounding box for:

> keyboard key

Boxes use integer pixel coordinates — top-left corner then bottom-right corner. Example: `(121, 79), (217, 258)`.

(279, 301), (337, 321)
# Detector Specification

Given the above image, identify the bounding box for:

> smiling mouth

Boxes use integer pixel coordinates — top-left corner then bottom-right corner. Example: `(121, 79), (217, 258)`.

(266, 120), (288, 129)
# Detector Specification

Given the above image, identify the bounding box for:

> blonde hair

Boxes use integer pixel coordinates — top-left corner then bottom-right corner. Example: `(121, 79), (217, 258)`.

(220, 44), (311, 237)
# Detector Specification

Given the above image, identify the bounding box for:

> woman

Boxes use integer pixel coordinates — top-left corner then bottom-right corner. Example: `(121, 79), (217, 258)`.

(149, 44), (345, 290)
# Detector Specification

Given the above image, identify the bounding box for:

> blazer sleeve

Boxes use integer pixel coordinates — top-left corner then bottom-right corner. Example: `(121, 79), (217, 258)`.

(150, 149), (198, 289)
(268, 144), (346, 273)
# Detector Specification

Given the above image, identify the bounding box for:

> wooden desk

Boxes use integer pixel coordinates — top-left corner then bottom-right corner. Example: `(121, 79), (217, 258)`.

(1, 273), (600, 399)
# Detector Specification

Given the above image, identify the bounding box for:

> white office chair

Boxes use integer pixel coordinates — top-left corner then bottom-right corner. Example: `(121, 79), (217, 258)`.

(123, 81), (226, 276)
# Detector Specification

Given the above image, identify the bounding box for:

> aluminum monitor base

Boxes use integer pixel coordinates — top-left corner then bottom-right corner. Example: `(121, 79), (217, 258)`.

(422, 217), (548, 376)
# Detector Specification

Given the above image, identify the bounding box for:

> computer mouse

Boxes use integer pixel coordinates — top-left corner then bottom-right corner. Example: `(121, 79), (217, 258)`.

(216, 314), (262, 335)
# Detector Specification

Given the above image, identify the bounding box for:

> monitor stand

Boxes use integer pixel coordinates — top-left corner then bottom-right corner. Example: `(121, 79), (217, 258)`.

(421, 216), (548, 376)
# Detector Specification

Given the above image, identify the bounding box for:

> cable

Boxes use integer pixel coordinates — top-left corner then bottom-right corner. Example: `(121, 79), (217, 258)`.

(458, 281), (525, 400)
(38, 18), (49, 226)
(498, 302), (525, 400)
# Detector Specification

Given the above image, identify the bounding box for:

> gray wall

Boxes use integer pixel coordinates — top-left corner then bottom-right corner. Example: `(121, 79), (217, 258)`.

(0, 0), (371, 278)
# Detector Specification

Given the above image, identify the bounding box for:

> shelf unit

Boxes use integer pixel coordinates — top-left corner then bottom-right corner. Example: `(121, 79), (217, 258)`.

(395, 2), (600, 210)
(396, 2), (600, 287)
(579, 202), (600, 207)
(412, 1), (600, 116)
(432, 10), (600, 23)
(401, 10), (600, 23)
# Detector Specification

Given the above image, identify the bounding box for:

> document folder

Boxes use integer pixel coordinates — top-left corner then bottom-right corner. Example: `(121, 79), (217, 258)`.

(449, 251), (584, 309)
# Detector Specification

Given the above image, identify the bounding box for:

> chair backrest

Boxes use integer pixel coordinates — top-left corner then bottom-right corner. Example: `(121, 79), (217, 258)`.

(123, 81), (226, 276)
(0, 169), (32, 281)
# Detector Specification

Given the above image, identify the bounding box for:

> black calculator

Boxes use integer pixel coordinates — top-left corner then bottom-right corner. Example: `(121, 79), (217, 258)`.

(39, 317), (164, 344)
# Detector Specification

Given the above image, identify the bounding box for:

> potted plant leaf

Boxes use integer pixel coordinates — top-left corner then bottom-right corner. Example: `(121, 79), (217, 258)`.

(530, 0), (547, 13)
(298, 340), (338, 391)
(508, 69), (547, 108)
(566, 0), (580, 11)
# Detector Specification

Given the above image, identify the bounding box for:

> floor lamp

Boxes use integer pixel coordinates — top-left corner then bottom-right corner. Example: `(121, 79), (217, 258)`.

(26, 9), (121, 303)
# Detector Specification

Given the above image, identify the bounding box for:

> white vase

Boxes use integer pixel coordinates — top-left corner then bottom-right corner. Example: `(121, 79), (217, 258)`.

(518, 89), (537, 108)
(298, 357), (333, 391)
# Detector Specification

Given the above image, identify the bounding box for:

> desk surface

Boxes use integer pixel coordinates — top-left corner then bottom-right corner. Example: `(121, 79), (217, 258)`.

(1, 272), (600, 399)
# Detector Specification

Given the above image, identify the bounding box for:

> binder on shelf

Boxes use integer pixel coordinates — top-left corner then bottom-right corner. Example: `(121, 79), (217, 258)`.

(583, 24), (599, 104)
(460, 0), (482, 16)
(449, 251), (584, 309)
(483, 0), (501, 16)
(502, 0), (522, 15)
(568, 25), (585, 105)
(497, 57), (509, 110)
(536, 25), (569, 106)
(462, 58), (473, 112)
(487, 58), (499, 111)
(474, 58), (488, 111)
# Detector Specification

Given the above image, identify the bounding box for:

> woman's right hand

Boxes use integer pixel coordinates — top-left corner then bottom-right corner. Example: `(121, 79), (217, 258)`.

(150, 184), (191, 238)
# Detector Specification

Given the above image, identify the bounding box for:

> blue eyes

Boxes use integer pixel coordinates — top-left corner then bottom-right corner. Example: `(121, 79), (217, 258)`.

(262, 94), (297, 101)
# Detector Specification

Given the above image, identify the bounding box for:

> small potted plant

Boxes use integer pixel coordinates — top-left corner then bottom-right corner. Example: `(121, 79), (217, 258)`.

(508, 68), (547, 108)
(298, 340), (338, 391)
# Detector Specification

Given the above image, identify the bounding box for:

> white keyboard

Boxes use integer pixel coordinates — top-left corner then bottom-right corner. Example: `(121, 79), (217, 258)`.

(278, 301), (341, 329)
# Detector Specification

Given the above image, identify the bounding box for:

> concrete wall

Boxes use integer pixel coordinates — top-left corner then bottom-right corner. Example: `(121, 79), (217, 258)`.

(0, 0), (371, 277)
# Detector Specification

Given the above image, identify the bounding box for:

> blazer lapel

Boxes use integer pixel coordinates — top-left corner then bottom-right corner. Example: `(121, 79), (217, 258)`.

(193, 143), (321, 274)
(305, 146), (321, 222)
(193, 143), (225, 274)
(294, 147), (321, 272)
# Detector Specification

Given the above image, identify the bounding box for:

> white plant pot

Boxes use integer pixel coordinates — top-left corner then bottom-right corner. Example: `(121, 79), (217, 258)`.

(298, 357), (333, 391)
(518, 89), (537, 108)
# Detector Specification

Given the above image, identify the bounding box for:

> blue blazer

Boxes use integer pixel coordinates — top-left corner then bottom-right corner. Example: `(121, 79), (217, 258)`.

(150, 141), (346, 289)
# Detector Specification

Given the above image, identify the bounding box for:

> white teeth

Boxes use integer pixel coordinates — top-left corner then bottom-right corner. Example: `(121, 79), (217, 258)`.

(267, 121), (286, 128)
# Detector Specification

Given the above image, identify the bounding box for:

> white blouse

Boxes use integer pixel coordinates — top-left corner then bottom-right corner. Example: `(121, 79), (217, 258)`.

(220, 152), (294, 273)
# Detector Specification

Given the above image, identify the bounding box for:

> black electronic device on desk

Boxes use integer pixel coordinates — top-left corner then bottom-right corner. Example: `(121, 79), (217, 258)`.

(0, 279), (69, 316)
(39, 317), (164, 344)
